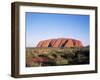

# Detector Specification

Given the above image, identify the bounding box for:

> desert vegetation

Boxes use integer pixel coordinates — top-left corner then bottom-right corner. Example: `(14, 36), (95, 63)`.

(26, 46), (89, 67)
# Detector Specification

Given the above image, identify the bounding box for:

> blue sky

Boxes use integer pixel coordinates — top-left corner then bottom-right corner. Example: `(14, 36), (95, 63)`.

(26, 12), (89, 47)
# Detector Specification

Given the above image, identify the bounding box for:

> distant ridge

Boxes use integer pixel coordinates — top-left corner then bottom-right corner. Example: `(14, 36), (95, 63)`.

(37, 38), (83, 48)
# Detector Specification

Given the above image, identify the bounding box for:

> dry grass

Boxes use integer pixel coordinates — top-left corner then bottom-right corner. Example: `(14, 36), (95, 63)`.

(26, 47), (89, 67)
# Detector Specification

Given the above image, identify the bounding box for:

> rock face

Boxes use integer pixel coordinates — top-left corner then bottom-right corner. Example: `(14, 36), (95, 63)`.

(37, 38), (83, 48)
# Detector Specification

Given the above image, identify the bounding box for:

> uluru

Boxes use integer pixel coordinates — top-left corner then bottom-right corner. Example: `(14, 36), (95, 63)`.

(37, 38), (83, 48)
